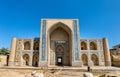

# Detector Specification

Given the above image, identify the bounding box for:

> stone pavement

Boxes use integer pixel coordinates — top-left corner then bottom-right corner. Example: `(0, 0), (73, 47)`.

(0, 66), (120, 77)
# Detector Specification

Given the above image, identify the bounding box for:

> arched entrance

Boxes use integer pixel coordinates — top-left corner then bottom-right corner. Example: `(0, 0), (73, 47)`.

(48, 22), (72, 66)
(55, 45), (64, 66)
(82, 54), (88, 66)
(91, 54), (99, 66)
(23, 54), (29, 66)
(32, 54), (39, 67)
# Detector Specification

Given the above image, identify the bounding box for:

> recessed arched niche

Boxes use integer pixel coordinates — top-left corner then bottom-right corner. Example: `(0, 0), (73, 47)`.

(48, 22), (72, 66)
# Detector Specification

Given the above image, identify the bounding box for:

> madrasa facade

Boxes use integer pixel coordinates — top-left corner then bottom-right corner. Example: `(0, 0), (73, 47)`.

(8, 19), (111, 67)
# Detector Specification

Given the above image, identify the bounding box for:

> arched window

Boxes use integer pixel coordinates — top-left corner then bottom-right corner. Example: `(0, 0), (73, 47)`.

(81, 41), (87, 50)
(33, 42), (39, 50)
(24, 41), (31, 50)
(91, 54), (99, 66)
(90, 42), (97, 50)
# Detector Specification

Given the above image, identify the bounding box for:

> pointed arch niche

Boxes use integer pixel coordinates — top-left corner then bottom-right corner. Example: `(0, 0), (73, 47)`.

(91, 54), (99, 66)
(81, 54), (88, 66)
(48, 22), (72, 66)
(90, 42), (97, 50)
(81, 41), (87, 50)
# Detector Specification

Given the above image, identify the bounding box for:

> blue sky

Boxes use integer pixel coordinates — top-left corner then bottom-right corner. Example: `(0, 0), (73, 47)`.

(0, 0), (120, 49)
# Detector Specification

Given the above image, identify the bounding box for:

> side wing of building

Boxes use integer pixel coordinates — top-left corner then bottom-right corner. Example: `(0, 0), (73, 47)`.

(8, 38), (40, 66)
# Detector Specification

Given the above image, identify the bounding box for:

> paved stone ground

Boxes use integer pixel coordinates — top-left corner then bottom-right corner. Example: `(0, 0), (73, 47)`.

(0, 66), (120, 77)
(0, 69), (25, 77)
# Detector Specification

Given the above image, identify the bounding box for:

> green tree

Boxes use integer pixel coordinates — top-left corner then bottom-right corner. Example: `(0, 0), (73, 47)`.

(0, 47), (9, 55)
